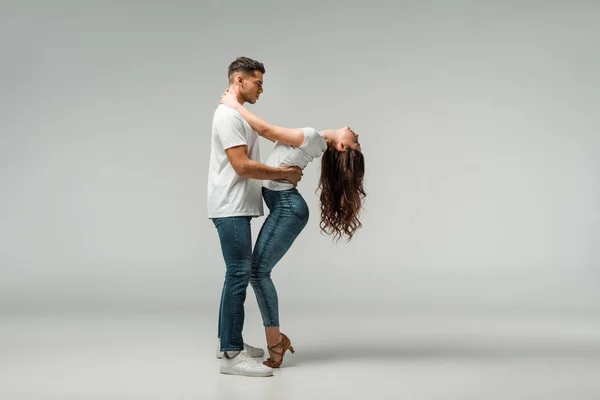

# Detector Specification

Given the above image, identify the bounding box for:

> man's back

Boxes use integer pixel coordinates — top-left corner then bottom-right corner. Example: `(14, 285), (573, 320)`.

(207, 104), (263, 218)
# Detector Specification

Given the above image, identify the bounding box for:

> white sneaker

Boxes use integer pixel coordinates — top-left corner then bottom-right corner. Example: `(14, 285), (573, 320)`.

(216, 338), (265, 359)
(220, 350), (273, 377)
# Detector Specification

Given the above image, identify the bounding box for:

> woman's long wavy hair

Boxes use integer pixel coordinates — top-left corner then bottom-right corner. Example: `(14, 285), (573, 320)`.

(316, 145), (366, 242)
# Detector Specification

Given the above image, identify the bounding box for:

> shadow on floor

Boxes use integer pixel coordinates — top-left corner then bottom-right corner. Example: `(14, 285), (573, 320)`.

(284, 340), (600, 366)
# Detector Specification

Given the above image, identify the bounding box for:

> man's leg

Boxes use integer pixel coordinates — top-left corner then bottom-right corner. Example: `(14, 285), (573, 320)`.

(212, 216), (273, 377)
(212, 216), (253, 352)
(218, 282), (225, 338)
(214, 281), (225, 358)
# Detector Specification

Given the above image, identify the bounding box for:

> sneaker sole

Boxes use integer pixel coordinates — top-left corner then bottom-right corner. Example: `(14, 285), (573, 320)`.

(219, 366), (273, 377)
(216, 352), (264, 359)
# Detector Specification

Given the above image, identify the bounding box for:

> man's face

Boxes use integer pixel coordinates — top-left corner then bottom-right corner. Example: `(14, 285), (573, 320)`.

(239, 71), (263, 104)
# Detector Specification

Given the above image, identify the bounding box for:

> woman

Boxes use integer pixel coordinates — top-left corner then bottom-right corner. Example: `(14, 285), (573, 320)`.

(220, 89), (366, 368)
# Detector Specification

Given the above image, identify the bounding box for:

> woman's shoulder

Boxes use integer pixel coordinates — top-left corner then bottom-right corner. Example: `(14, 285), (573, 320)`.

(300, 127), (318, 136)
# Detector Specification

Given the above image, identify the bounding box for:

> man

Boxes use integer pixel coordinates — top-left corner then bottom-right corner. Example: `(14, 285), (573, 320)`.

(207, 57), (302, 377)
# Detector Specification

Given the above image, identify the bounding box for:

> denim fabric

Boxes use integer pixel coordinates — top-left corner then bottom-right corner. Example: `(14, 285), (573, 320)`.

(213, 188), (309, 350)
(212, 216), (253, 351)
(250, 187), (309, 327)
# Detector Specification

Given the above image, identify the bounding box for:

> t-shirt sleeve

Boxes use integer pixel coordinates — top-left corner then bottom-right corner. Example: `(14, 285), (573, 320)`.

(217, 114), (248, 150)
(299, 127), (325, 157)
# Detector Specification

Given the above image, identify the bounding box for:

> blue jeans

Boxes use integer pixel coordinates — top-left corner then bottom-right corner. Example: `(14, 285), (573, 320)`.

(251, 187), (309, 327)
(213, 188), (309, 351)
(212, 216), (253, 352)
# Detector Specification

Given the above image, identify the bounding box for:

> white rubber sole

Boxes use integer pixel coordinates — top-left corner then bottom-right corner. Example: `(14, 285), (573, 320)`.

(219, 366), (273, 377)
(216, 350), (264, 359)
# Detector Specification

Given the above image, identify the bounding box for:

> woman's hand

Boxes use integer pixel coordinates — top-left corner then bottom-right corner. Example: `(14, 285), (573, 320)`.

(220, 89), (240, 109)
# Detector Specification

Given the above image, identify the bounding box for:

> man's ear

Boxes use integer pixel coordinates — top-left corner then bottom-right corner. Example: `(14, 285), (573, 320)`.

(236, 74), (244, 85)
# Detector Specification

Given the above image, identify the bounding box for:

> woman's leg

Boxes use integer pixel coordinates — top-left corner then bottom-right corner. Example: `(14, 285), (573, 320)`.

(250, 188), (309, 356)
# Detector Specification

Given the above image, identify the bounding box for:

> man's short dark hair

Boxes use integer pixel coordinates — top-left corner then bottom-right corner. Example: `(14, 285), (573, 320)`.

(228, 57), (265, 82)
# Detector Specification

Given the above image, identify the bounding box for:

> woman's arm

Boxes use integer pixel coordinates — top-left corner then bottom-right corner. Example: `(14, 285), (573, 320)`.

(236, 105), (304, 147)
(220, 90), (304, 147)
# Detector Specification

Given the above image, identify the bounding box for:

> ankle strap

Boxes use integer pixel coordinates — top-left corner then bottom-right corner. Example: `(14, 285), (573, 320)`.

(267, 342), (283, 355)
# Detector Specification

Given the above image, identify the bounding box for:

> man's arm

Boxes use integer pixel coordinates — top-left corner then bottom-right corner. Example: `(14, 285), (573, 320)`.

(225, 145), (302, 185)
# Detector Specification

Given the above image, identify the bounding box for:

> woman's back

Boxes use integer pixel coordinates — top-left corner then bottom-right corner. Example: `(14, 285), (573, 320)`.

(263, 127), (327, 191)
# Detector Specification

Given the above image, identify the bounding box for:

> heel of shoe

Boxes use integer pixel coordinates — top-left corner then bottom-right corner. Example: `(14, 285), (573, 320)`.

(281, 333), (295, 354)
(264, 333), (295, 368)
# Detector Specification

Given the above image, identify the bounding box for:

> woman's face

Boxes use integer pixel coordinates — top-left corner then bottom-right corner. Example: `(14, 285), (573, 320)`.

(336, 126), (361, 152)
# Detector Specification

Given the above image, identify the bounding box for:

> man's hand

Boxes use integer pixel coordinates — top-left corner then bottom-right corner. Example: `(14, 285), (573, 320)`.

(281, 166), (303, 186)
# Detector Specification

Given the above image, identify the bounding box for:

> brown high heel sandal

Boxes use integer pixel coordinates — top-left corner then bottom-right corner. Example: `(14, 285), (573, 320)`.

(263, 333), (295, 368)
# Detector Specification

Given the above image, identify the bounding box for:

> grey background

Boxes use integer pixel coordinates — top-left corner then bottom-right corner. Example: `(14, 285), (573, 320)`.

(1, 0), (599, 314)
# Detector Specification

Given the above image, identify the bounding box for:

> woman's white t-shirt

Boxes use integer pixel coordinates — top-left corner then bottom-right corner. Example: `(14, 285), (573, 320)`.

(262, 127), (327, 191)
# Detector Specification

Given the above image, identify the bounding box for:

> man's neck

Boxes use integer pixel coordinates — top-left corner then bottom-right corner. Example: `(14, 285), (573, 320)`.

(229, 86), (246, 106)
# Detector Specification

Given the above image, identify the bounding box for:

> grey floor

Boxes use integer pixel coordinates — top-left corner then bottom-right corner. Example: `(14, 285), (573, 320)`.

(1, 307), (600, 400)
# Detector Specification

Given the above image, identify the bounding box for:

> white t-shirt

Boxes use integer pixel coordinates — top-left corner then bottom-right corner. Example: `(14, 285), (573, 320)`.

(263, 127), (328, 191)
(207, 105), (264, 218)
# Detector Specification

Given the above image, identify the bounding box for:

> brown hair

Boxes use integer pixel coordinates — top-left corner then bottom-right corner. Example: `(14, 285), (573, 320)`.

(317, 145), (366, 242)
(228, 57), (265, 82)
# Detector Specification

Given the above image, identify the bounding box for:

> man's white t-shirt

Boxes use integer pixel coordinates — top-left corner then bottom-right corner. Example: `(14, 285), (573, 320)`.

(207, 105), (264, 218)
(263, 127), (327, 191)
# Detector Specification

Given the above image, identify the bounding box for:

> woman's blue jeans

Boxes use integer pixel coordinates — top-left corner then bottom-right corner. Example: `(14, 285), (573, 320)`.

(213, 187), (309, 351)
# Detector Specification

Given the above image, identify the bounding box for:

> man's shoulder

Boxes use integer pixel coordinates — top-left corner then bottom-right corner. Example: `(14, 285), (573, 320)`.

(213, 104), (244, 123)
